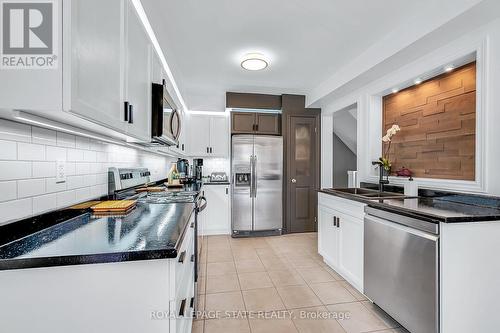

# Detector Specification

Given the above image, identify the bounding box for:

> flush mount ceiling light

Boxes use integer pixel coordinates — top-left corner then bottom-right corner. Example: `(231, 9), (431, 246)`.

(444, 65), (455, 72)
(241, 53), (268, 71)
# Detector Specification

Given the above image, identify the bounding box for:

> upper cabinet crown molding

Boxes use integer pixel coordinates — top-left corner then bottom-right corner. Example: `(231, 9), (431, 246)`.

(226, 92), (282, 110)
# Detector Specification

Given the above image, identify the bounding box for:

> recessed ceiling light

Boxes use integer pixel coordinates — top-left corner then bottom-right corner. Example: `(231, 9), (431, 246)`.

(444, 65), (455, 72)
(392, 88), (399, 94)
(414, 78), (423, 85)
(241, 53), (268, 71)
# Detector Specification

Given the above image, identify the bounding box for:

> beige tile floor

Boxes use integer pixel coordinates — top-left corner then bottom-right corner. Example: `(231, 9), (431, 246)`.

(193, 233), (409, 333)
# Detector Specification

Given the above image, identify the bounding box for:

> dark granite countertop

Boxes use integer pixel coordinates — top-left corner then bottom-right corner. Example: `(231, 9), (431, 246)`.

(320, 188), (500, 223)
(0, 202), (195, 270)
(203, 181), (230, 185)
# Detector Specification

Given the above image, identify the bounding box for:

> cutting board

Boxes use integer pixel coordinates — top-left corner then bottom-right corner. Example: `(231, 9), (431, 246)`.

(91, 200), (137, 213)
(69, 201), (101, 210)
(135, 187), (165, 193)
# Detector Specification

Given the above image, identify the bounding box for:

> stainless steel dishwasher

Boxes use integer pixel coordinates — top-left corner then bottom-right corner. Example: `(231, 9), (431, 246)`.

(364, 207), (439, 333)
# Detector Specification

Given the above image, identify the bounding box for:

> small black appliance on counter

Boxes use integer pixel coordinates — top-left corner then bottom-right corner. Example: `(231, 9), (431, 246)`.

(193, 158), (203, 181)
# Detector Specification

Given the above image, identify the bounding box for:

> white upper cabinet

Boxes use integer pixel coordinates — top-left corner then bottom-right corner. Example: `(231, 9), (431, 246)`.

(188, 114), (229, 157)
(124, 1), (152, 141)
(210, 116), (229, 157)
(0, 0), (177, 144)
(189, 114), (211, 156)
(67, 0), (127, 133)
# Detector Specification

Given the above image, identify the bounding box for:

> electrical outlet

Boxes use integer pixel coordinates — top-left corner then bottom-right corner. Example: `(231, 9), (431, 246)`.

(56, 160), (66, 183)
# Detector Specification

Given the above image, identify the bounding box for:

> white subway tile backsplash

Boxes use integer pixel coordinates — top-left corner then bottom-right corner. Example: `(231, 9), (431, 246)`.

(86, 174), (97, 186)
(18, 178), (46, 198)
(83, 150), (97, 162)
(96, 173), (108, 185)
(46, 178), (67, 193)
(18, 142), (46, 161)
(0, 161), (32, 180)
(46, 146), (67, 161)
(75, 187), (91, 201)
(75, 136), (90, 149)
(56, 132), (76, 148)
(0, 119), (31, 143)
(96, 151), (107, 162)
(56, 190), (76, 208)
(66, 175), (86, 190)
(0, 120), (174, 224)
(0, 198), (32, 225)
(32, 161), (56, 178)
(0, 181), (17, 202)
(65, 162), (76, 176)
(75, 162), (90, 175)
(33, 194), (57, 215)
(32, 127), (57, 146)
(67, 148), (84, 162)
(0, 140), (17, 160)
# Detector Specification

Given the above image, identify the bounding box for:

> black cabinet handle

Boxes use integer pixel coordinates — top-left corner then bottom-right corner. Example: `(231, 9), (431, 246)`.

(179, 299), (187, 317)
(191, 254), (194, 262)
(124, 101), (129, 122)
(333, 216), (336, 227)
(209, 147), (213, 153)
(255, 124), (259, 131)
(190, 222), (194, 228)
(190, 297), (195, 308)
(182, 144), (185, 151)
(337, 217), (340, 228)
(128, 104), (133, 124)
(178, 250), (186, 263)
(226, 187), (228, 195)
(206, 147), (209, 153)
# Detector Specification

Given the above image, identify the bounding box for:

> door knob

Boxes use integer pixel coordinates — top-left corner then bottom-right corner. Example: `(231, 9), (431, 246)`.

(291, 178), (297, 183)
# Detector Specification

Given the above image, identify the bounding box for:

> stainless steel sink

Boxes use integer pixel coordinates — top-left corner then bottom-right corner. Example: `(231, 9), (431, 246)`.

(329, 188), (407, 199)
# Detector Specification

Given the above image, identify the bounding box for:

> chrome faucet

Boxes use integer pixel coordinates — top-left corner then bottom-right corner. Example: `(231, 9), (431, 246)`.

(372, 161), (389, 192)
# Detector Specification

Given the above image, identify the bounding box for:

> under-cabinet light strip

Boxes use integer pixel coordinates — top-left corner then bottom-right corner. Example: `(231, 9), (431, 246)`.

(131, 0), (188, 112)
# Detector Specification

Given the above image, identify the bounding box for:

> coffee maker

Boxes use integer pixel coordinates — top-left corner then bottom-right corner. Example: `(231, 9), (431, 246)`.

(176, 158), (190, 178)
(193, 159), (203, 181)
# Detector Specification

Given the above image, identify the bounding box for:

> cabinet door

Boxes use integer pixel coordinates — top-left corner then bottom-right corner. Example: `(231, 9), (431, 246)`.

(150, 50), (163, 85)
(256, 113), (281, 135)
(210, 116), (229, 157)
(188, 114), (211, 156)
(231, 112), (255, 134)
(338, 213), (364, 290)
(318, 206), (339, 267)
(69, 0), (127, 133)
(204, 185), (230, 235)
(125, 1), (152, 141)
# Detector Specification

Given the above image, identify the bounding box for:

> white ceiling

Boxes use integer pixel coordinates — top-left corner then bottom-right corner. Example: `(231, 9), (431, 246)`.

(142, 0), (446, 111)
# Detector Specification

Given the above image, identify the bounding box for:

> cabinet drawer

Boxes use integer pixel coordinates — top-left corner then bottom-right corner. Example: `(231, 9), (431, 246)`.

(318, 192), (365, 220)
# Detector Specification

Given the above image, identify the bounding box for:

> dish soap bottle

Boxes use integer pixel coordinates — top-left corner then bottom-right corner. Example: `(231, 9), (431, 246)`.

(167, 162), (180, 185)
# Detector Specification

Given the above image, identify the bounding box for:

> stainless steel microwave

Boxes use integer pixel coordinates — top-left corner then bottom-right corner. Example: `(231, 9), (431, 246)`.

(151, 80), (181, 146)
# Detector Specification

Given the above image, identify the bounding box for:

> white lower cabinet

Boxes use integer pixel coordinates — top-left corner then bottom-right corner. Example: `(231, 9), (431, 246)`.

(318, 192), (365, 292)
(201, 185), (231, 235)
(170, 213), (196, 333)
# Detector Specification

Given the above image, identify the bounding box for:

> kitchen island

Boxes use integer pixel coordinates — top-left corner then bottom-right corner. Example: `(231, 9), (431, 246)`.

(0, 201), (196, 333)
(318, 188), (500, 333)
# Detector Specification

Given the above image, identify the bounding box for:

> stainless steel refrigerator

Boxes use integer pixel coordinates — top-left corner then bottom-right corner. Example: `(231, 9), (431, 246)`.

(231, 135), (283, 236)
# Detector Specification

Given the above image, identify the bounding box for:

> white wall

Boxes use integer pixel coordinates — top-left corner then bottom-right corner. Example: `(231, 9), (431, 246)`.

(320, 18), (500, 195)
(0, 119), (174, 225)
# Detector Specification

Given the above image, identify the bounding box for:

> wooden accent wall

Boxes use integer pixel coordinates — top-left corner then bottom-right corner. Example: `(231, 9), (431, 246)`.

(383, 62), (476, 180)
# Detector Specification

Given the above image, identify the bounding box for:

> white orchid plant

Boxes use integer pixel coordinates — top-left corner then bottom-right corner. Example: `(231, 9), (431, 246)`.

(379, 124), (401, 172)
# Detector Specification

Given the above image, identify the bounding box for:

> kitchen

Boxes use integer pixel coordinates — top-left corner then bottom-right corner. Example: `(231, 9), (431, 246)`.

(1, 1), (500, 333)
